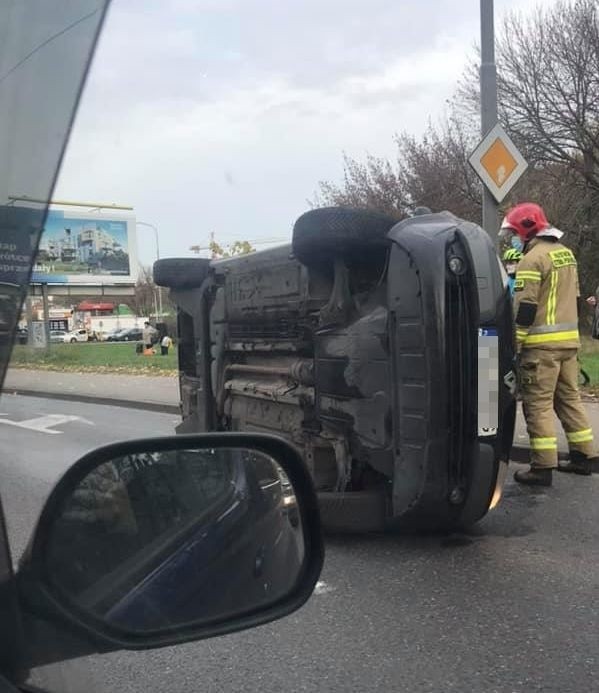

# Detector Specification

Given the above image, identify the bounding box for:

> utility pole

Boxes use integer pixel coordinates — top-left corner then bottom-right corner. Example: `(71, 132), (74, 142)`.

(136, 221), (163, 320)
(480, 0), (500, 241)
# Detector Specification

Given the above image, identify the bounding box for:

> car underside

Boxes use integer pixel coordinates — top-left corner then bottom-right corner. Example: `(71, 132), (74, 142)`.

(155, 208), (516, 531)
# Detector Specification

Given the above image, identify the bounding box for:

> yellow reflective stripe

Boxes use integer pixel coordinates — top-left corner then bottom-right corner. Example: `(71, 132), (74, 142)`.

(530, 437), (558, 451)
(524, 330), (579, 345)
(528, 321), (578, 335)
(516, 271), (542, 281)
(566, 429), (594, 444)
(547, 269), (558, 325)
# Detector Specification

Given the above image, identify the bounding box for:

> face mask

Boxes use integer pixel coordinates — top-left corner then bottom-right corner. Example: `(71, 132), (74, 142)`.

(505, 263), (517, 276)
(510, 236), (524, 252)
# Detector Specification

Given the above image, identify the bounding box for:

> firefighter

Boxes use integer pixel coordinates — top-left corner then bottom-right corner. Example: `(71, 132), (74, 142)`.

(502, 247), (523, 295)
(500, 202), (598, 486)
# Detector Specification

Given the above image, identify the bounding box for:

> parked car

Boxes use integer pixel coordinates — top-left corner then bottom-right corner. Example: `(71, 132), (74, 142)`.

(105, 328), (127, 341)
(115, 327), (143, 342)
(15, 327), (28, 345)
(49, 329), (67, 344)
(64, 328), (90, 343)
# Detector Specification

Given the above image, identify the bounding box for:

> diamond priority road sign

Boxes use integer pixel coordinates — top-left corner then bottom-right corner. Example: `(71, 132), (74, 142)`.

(469, 122), (528, 203)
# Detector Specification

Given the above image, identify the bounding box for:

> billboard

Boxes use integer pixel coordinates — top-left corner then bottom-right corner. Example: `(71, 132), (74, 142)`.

(30, 208), (138, 284)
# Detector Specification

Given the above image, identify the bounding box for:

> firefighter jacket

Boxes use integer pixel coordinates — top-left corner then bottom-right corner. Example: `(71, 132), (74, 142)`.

(513, 235), (580, 352)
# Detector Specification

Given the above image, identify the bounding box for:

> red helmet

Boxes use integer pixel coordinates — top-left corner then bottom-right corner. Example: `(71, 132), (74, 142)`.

(501, 203), (549, 241)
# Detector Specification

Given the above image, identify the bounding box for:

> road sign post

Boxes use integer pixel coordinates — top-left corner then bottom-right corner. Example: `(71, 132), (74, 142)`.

(41, 282), (51, 352)
(480, 0), (499, 240)
(469, 123), (528, 205)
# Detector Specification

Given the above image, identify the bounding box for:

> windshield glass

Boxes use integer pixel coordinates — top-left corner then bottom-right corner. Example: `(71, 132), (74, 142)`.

(0, 1), (109, 383)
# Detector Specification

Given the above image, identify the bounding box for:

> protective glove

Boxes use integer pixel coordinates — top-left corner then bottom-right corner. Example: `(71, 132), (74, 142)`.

(503, 354), (521, 400)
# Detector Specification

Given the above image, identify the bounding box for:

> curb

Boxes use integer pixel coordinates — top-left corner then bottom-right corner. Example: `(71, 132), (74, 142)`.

(2, 388), (180, 415)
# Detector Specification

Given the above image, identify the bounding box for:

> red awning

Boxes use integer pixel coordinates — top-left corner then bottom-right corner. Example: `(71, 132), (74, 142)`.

(77, 301), (114, 311)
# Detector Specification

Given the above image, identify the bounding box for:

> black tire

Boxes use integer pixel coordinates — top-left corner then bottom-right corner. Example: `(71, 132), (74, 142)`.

(292, 206), (398, 267)
(70, 338), (77, 344)
(153, 258), (211, 289)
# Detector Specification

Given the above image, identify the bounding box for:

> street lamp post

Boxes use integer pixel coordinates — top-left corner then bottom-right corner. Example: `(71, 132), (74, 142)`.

(136, 221), (163, 320)
(480, 0), (500, 241)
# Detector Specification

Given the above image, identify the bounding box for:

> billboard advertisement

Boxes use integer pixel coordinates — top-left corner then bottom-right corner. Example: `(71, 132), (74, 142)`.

(30, 208), (138, 284)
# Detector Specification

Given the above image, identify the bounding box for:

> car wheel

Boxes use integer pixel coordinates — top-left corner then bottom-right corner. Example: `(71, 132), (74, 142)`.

(292, 206), (398, 267)
(153, 257), (211, 289)
(70, 338), (77, 343)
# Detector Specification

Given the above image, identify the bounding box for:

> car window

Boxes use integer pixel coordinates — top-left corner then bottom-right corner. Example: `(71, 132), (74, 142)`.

(0, 1), (109, 382)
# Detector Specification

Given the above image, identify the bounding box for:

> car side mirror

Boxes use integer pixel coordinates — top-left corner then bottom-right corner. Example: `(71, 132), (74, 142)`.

(16, 434), (323, 667)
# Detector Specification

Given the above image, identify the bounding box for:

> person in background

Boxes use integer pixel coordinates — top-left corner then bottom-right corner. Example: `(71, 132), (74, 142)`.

(502, 247), (523, 295)
(142, 321), (155, 351)
(160, 333), (172, 356)
(587, 286), (599, 339)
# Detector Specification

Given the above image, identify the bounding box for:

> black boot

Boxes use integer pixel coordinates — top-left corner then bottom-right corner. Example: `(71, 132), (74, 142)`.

(558, 450), (598, 476)
(514, 467), (553, 486)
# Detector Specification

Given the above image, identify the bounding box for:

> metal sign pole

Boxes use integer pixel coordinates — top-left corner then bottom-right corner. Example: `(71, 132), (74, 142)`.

(137, 221), (162, 319)
(480, 0), (500, 241)
(41, 282), (50, 351)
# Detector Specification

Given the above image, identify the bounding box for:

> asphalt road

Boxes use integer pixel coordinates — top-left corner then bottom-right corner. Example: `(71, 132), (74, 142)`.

(0, 395), (179, 558)
(2, 396), (599, 692)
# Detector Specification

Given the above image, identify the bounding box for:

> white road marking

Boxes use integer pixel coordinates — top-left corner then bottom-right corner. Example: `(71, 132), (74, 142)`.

(0, 414), (94, 435)
(314, 580), (334, 596)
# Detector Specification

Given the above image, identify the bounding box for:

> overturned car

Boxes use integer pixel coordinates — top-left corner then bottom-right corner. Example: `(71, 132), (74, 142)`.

(155, 208), (516, 531)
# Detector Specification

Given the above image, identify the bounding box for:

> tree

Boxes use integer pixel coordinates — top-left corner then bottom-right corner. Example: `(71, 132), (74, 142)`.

(313, 113), (482, 222)
(133, 265), (159, 318)
(208, 239), (255, 259)
(458, 0), (599, 294)
(461, 0), (599, 184)
(313, 152), (409, 219)
(314, 0), (599, 297)
(396, 115), (481, 222)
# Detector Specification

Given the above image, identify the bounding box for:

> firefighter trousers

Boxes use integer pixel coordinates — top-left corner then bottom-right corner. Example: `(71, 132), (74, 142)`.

(519, 348), (595, 469)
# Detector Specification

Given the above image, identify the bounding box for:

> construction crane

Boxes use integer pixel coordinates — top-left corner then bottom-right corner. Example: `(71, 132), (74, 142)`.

(189, 233), (288, 255)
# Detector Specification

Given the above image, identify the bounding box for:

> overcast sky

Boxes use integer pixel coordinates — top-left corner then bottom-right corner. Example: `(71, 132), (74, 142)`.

(54, 0), (553, 266)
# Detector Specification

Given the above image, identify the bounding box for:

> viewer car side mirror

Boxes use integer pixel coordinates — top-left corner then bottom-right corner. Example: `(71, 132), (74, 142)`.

(14, 434), (323, 670)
